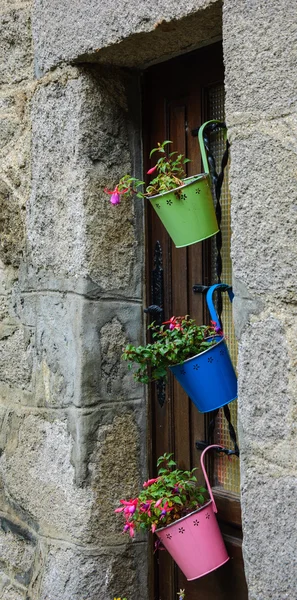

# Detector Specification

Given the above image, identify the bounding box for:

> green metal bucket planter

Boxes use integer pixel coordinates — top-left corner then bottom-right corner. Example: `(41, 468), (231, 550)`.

(149, 175), (218, 248)
(149, 120), (225, 248)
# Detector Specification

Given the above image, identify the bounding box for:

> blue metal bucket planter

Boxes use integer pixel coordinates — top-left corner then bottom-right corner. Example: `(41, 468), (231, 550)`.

(170, 284), (237, 413)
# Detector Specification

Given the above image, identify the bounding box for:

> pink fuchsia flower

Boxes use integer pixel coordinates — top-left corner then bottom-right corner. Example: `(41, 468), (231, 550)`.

(154, 539), (165, 553)
(162, 316), (183, 331)
(147, 165), (158, 175)
(154, 498), (163, 508)
(122, 499), (138, 516)
(115, 498), (138, 515)
(151, 523), (157, 533)
(143, 477), (159, 488)
(154, 499), (173, 518)
(104, 185), (128, 205)
(110, 192), (120, 205)
(160, 501), (174, 518)
(123, 521), (136, 537)
(210, 320), (223, 336)
(139, 501), (152, 517)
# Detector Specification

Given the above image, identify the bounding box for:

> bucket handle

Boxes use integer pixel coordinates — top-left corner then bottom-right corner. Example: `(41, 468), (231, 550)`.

(206, 283), (234, 327)
(200, 444), (225, 514)
(198, 120), (227, 176)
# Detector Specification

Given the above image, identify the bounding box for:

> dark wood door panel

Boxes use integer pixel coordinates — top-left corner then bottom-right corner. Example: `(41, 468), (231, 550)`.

(144, 42), (247, 600)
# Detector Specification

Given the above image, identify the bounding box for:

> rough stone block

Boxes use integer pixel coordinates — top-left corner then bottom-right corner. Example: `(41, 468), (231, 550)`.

(0, 412), (81, 535)
(237, 316), (290, 441)
(35, 541), (148, 600)
(229, 117), (297, 300)
(0, 326), (34, 390)
(0, 261), (17, 298)
(18, 292), (143, 407)
(0, 574), (26, 600)
(79, 300), (144, 405)
(0, 296), (9, 323)
(0, 85), (32, 207)
(0, 407), (146, 545)
(32, 0), (221, 73)
(232, 277), (264, 339)
(0, 88), (28, 145)
(224, 0), (297, 123)
(0, 117), (17, 153)
(0, 517), (37, 587)
(240, 474), (297, 600)
(29, 67), (143, 297)
(28, 73), (88, 281)
(0, 9), (33, 85)
(237, 307), (297, 597)
(0, 412), (95, 542)
(0, 179), (25, 267)
(87, 411), (146, 542)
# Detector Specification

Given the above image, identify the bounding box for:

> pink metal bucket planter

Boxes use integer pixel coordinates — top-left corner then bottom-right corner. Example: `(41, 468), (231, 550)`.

(156, 445), (229, 581)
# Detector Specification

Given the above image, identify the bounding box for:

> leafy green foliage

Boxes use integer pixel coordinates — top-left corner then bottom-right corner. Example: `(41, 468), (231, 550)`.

(116, 174), (145, 198)
(115, 453), (208, 535)
(106, 140), (190, 201)
(146, 140), (190, 197)
(122, 316), (217, 384)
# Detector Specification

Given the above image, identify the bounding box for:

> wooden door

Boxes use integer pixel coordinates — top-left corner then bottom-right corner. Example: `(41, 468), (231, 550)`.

(143, 42), (248, 600)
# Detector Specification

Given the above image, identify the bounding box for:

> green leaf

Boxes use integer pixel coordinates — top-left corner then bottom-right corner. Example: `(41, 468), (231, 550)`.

(173, 496), (183, 505)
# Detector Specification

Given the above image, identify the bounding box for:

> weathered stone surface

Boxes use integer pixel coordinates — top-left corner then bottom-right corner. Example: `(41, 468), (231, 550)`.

(0, 263), (14, 326)
(28, 72), (88, 280)
(0, 86), (32, 203)
(0, 574), (26, 600)
(76, 67), (144, 298)
(0, 297), (9, 323)
(229, 117), (297, 301)
(0, 89), (29, 155)
(16, 293), (143, 407)
(0, 517), (37, 586)
(88, 412), (146, 542)
(0, 130), (31, 207)
(33, 0), (221, 73)
(237, 316), (290, 442)
(0, 119), (16, 152)
(223, 1), (297, 590)
(28, 67), (143, 298)
(35, 541), (148, 600)
(232, 277), (264, 339)
(0, 179), (25, 267)
(0, 326), (34, 389)
(240, 474), (297, 600)
(0, 408), (146, 545)
(0, 413), (94, 542)
(0, 2), (149, 599)
(237, 303), (297, 459)
(0, 8), (33, 85)
(224, 0), (297, 123)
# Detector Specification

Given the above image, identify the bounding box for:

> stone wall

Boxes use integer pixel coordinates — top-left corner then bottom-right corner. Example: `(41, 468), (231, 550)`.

(224, 1), (297, 598)
(0, 1), (147, 597)
(3, 0), (297, 598)
(32, 0), (222, 74)
(0, 1), (225, 597)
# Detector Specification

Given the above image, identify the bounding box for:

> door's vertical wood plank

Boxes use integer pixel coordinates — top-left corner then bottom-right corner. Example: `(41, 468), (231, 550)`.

(185, 91), (207, 484)
(168, 102), (193, 597)
(168, 102), (191, 472)
(144, 69), (176, 600)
